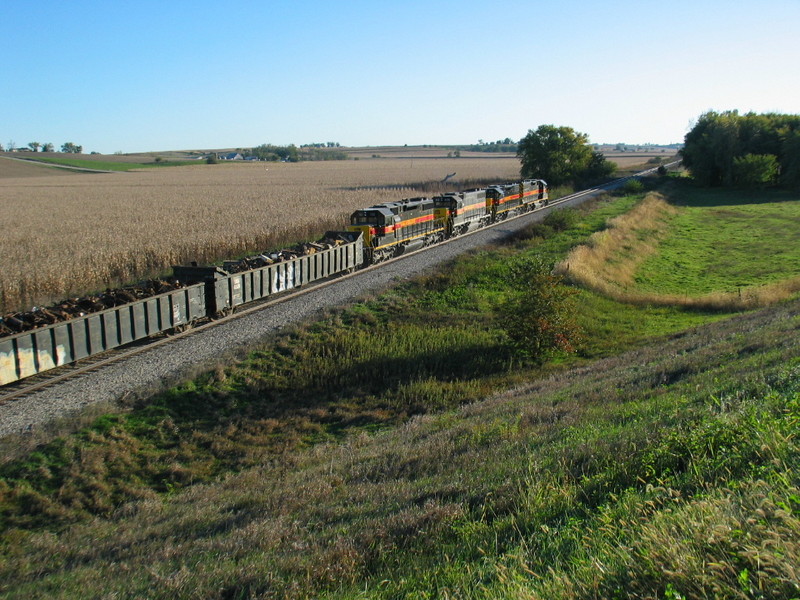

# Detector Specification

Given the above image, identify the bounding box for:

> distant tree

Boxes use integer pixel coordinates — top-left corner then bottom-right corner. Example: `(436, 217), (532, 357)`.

(0, 142), (4, 151)
(498, 256), (582, 364)
(42, 143), (54, 152)
(518, 125), (615, 186)
(60, 142), (82, 153)
(28, 142), (41, 152)
(7, 140), (16, 151)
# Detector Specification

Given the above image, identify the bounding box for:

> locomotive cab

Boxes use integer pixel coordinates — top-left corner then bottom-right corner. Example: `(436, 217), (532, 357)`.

(433, 193), (463, 237)
(349, 208), (388, 247)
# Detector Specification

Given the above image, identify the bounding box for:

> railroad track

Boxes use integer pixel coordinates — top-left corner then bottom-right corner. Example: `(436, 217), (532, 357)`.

(0, 164), (677, 407)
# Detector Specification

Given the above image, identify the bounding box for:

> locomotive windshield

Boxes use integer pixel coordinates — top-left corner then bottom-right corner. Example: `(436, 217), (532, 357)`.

(350, 210), (382, 226)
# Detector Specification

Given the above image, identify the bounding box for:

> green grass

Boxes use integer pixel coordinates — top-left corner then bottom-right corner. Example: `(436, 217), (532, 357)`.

(1, 179), (799, 598)
(635, 182), (800, 295)
(26, 157), (201, 171)
(1, 301), (798, 599)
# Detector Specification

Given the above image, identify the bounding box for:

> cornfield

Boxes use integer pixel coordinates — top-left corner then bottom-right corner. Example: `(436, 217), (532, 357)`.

(0, 158), (520, 313)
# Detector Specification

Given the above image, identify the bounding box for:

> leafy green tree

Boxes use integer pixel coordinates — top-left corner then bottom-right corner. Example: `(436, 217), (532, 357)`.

(732, 154), (779, 187)
(28, 142), (40, 152)
(42, 143), (54, 152)
(251, 143), (300, 162)
(517, 125), (614, 186)
(498, 256), (582, 364)
(578, 148), (617, 185)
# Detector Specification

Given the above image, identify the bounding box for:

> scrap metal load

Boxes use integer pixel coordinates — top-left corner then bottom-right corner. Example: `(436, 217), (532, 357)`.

(0, 231), (363, 386)
(220, 232), (354, 274)
(172, 232), (363, 314)
(0, 279), (186, 337)
(0, 233), (356, 340)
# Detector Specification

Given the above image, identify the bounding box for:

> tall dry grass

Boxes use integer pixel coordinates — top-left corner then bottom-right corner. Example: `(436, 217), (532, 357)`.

(556, 192), (800, 310)
(0, 158), (520, 313)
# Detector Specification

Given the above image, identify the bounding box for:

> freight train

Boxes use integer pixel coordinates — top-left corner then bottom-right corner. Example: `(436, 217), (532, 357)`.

(0, 179), (547, 387)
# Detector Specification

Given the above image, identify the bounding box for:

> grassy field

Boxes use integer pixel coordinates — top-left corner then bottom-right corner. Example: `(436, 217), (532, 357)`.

(636, 184), (800, 295)
(28, 156), (201, 171)
(2, 179), (798, 597)
(559, 180), (800, 310)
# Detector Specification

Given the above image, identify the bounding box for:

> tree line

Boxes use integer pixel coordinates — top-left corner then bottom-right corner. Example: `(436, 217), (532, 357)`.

(249, 143), (347, 162)
(681, 110), (800, 188)
(461, 138), (518, 153)
(2, 141), (82, 153)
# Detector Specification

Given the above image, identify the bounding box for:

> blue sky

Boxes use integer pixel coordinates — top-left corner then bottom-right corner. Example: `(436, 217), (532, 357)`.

(3, 0), (798, 154)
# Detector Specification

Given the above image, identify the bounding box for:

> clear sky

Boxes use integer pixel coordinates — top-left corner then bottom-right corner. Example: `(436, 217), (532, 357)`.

(3, 0), (798, 154)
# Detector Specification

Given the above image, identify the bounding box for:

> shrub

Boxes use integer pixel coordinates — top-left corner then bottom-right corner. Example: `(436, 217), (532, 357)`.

(618, 178), (644, 195)
(497, 256), (582, 364)
(543, 208), (579, 232)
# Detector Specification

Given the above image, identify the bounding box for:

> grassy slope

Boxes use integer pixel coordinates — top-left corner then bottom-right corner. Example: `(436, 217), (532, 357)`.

(636, 184), (800, 295)
(1, 180), (799, 598)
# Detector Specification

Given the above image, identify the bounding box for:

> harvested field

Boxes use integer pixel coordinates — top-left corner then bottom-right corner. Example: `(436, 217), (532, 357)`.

(0, 157), (520, 313)
(602, 151), (677, 168)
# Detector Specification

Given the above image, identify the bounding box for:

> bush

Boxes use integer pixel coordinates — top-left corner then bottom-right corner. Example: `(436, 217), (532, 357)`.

(543, 208), (578, 232)
(497, 256), (582, 364)
(618, 179), (644, 195)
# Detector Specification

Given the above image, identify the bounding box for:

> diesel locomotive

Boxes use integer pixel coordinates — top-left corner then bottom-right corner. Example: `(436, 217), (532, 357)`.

(348, 179), (548, 263)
